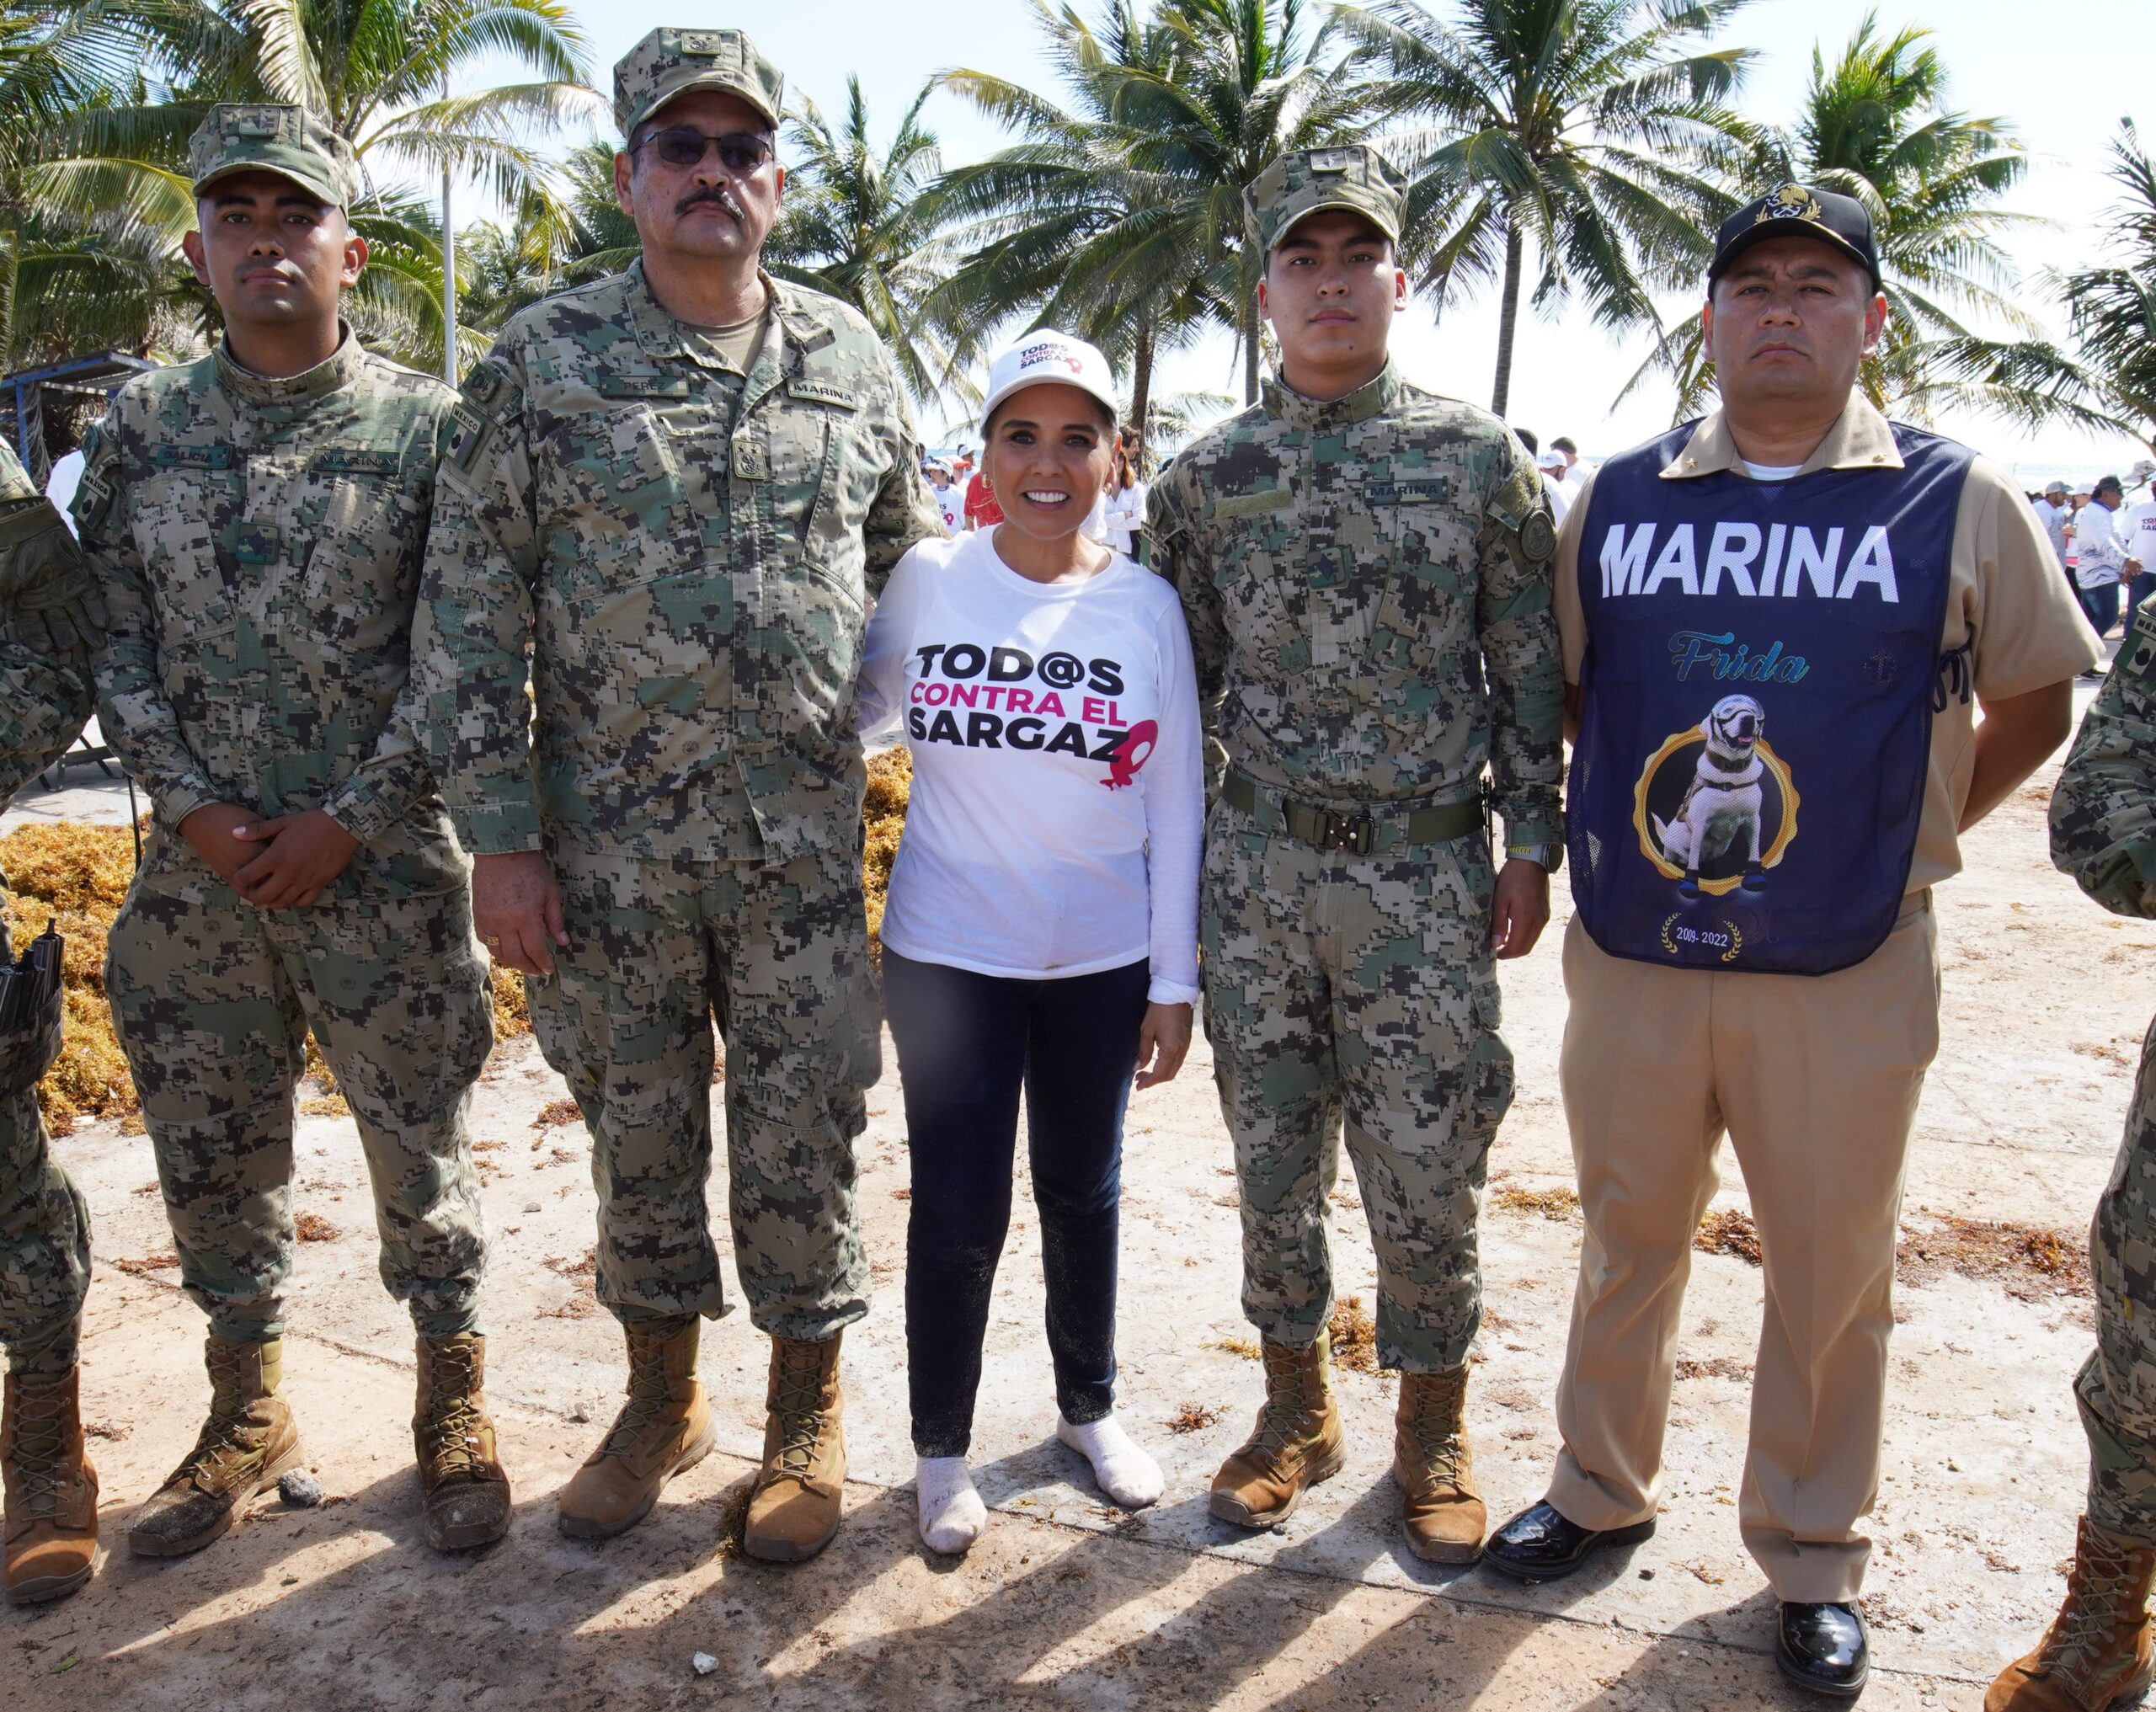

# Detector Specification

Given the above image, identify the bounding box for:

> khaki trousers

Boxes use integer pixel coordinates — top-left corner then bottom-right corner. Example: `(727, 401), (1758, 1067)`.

(1547, 899), (1940, 1603)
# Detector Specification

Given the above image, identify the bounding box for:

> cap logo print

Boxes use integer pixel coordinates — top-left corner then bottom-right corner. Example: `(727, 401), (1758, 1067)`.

(1755, 184), (1825, 227)
(1016, 341), (1083, 376)
(1307, 148), (1358, 174)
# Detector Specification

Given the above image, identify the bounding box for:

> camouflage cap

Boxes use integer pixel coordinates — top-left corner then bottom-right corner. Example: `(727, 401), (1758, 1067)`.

(1244, 145), (1406, 256)
(613, 28), (784, 139)
(189, 104), (360, 208)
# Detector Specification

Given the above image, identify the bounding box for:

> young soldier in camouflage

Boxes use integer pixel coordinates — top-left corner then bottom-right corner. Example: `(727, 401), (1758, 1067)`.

(413, 29), (942, 1561)
(0, 440), (103, 1604)
(1146, 146), (1562, 1561)
(1993, 618), (2156, 1709)
(74, 106), (506, 1562)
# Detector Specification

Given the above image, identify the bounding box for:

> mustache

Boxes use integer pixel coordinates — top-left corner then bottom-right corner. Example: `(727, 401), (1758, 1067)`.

(676, 185), (747, 221)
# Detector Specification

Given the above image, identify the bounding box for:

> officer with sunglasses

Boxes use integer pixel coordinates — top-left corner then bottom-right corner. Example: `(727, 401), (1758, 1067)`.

(414, 28), (943, 1565)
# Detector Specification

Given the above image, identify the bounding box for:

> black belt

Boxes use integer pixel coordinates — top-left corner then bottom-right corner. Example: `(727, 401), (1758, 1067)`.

(1220, 768), (1482, 856)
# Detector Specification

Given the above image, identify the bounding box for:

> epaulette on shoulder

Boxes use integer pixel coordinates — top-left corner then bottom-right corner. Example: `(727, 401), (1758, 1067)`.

(499, 269), (632, 341)
(365, 351), (456, 398)
(1175, 399), (1270, 466)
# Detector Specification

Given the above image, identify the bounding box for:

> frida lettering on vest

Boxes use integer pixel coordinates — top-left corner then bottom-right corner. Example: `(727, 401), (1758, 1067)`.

(1566, 418), (1973, 976)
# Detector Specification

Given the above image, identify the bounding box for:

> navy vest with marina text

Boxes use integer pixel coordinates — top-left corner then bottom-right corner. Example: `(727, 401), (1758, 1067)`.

(1566, 420), (1973, 975)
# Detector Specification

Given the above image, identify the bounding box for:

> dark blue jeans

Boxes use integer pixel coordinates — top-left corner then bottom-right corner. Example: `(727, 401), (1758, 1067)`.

(883, 950), (1150, 1458)
(2083, 580), (2121, 639)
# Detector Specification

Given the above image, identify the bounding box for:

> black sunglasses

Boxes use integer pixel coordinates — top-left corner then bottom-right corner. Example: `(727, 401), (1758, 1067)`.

(632, 128), (774, 173)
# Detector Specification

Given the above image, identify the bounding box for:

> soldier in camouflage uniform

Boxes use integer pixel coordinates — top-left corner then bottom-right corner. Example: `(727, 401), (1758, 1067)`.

(1146, 147), (1562, 1560)
(1992, 616), (2156, 1709)
(413, 29), (941, 1561)
(73, 106), (507, 1563)
(0, 440), (103, 1604)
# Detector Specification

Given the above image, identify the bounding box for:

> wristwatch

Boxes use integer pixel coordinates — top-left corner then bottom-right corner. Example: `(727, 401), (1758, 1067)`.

(1506, 842), (1560, 872)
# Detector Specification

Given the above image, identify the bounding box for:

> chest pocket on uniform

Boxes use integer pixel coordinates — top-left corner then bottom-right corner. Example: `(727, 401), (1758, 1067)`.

(539, 371), (699, 594)
(1369, 493), (1476, 676)
(300, 453), (420, 659)
(1209, 488), (1310, 679)
(138, 446), (240, 640)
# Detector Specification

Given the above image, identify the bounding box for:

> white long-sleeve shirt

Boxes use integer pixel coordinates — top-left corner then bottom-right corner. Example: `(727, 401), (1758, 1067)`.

(1102, 480), (1148, 555)
(857, 528), (1203, 1004)
(2076, 501), (2125, 588)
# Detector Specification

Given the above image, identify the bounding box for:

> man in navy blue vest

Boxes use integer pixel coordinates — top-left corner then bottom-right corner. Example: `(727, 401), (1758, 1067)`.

(1481, 184), (2098, 1697)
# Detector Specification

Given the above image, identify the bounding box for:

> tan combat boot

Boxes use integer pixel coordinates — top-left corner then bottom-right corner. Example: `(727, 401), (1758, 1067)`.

(1394, 1365), (1484, 1563)
(743, 1334), (846, 1562)
(130, 1335), (303, 1558)
(414, 1333), (513, 1552)
(1988, 1517), (2156, 1710)
(1209, 1332), (1345, 1529)
(558, 1317), (713, 1540)
(3, 1363), (99, 1604)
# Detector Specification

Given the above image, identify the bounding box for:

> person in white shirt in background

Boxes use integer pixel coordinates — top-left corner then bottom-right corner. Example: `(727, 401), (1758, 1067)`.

(1534, 446), (1573, 523)
(923, 458), (964, 536)
(1550, 435), (1590, 488)
(2123, 482), (2156, 629)
(2033, 478), (2073, 580)
(2075, 474), (2129, 641)
(1101, 426), (1148, 555)
(857, 331), (1201, 1557)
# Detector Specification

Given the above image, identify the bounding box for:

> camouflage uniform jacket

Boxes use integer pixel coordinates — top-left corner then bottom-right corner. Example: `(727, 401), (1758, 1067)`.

(0, 441), (93, 801)
(73, 333), (463, 895)
(1145, 360), (1562, 842)
(2052, 607), (2156, 918)
(414, 262), (942, 865)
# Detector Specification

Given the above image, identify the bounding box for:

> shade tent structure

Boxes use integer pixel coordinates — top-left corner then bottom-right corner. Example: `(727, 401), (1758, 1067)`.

(4, 352), (157, 487)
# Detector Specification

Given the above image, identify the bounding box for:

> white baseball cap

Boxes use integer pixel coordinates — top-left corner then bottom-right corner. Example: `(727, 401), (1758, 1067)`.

(979, 330), (1118, 436)
(1535, 448), (1566, 473)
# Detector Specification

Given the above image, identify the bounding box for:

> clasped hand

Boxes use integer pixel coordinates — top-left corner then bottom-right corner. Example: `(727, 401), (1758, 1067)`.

(179, 803), (360, 909)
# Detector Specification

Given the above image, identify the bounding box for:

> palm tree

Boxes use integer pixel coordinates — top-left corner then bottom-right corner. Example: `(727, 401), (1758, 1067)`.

(766, 77), (969, 408)
(0, 0), (211, 374)
(937, 0), (1374, 429)
(457, 138), (635, 328)
(27, 0), (606, 374)
(1628, 14), (2107, 431)
(1334, 0), (1754, 418)
(2064, 120), (2156, 442)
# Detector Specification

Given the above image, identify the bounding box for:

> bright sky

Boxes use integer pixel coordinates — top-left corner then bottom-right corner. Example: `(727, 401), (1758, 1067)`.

(457, 0), (2148, 485)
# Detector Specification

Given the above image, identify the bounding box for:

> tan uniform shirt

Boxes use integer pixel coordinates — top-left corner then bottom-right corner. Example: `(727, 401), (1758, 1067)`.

(1555, 395), (2100, 892)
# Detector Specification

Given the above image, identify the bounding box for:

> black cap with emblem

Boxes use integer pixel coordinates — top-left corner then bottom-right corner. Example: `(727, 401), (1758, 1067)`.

(1708, 184), (1881, 291)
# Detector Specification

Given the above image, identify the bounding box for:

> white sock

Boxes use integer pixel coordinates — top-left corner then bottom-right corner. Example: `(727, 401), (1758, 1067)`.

(915, 1456), (986, 1555)
(1056, 1411), (1164, 1509)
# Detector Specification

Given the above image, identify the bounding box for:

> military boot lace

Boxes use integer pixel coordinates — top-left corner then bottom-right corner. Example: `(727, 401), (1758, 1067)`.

(1404, 1370), (1470, 1487)
(771, 1341), (830, 1478)
(163, 1340), (264, 1490)
(2041, 1529), (2155, 1689)
(3, 1378), (72, 1517)
(598, 1320), (691, 1460)
(422, 1342), (485, 1478)
(1250, 1341), (1322, 1469)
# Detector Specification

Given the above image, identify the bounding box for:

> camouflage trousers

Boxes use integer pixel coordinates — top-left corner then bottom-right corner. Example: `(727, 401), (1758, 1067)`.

(529, 840), (880, 1339)
(0, 909), (90, 1373)
(105, 867), (493, 1342)
(2079, 1013), (2156, 1543)
(1201, 803), (1515, 1373)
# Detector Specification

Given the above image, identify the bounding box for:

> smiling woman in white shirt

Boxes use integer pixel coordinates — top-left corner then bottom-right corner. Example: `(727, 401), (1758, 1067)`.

(857, 332), (1203, 1556)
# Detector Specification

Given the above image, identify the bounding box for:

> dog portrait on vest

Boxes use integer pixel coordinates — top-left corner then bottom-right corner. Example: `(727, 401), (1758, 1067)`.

(1629, 693), (1798, 903)
(1647, 694), (1779, 896)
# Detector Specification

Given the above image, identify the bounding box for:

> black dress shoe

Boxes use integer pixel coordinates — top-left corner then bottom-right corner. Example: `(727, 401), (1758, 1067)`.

(1775, 1601), (1869, 1699)
(1481, 1500), (1656, 1583)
